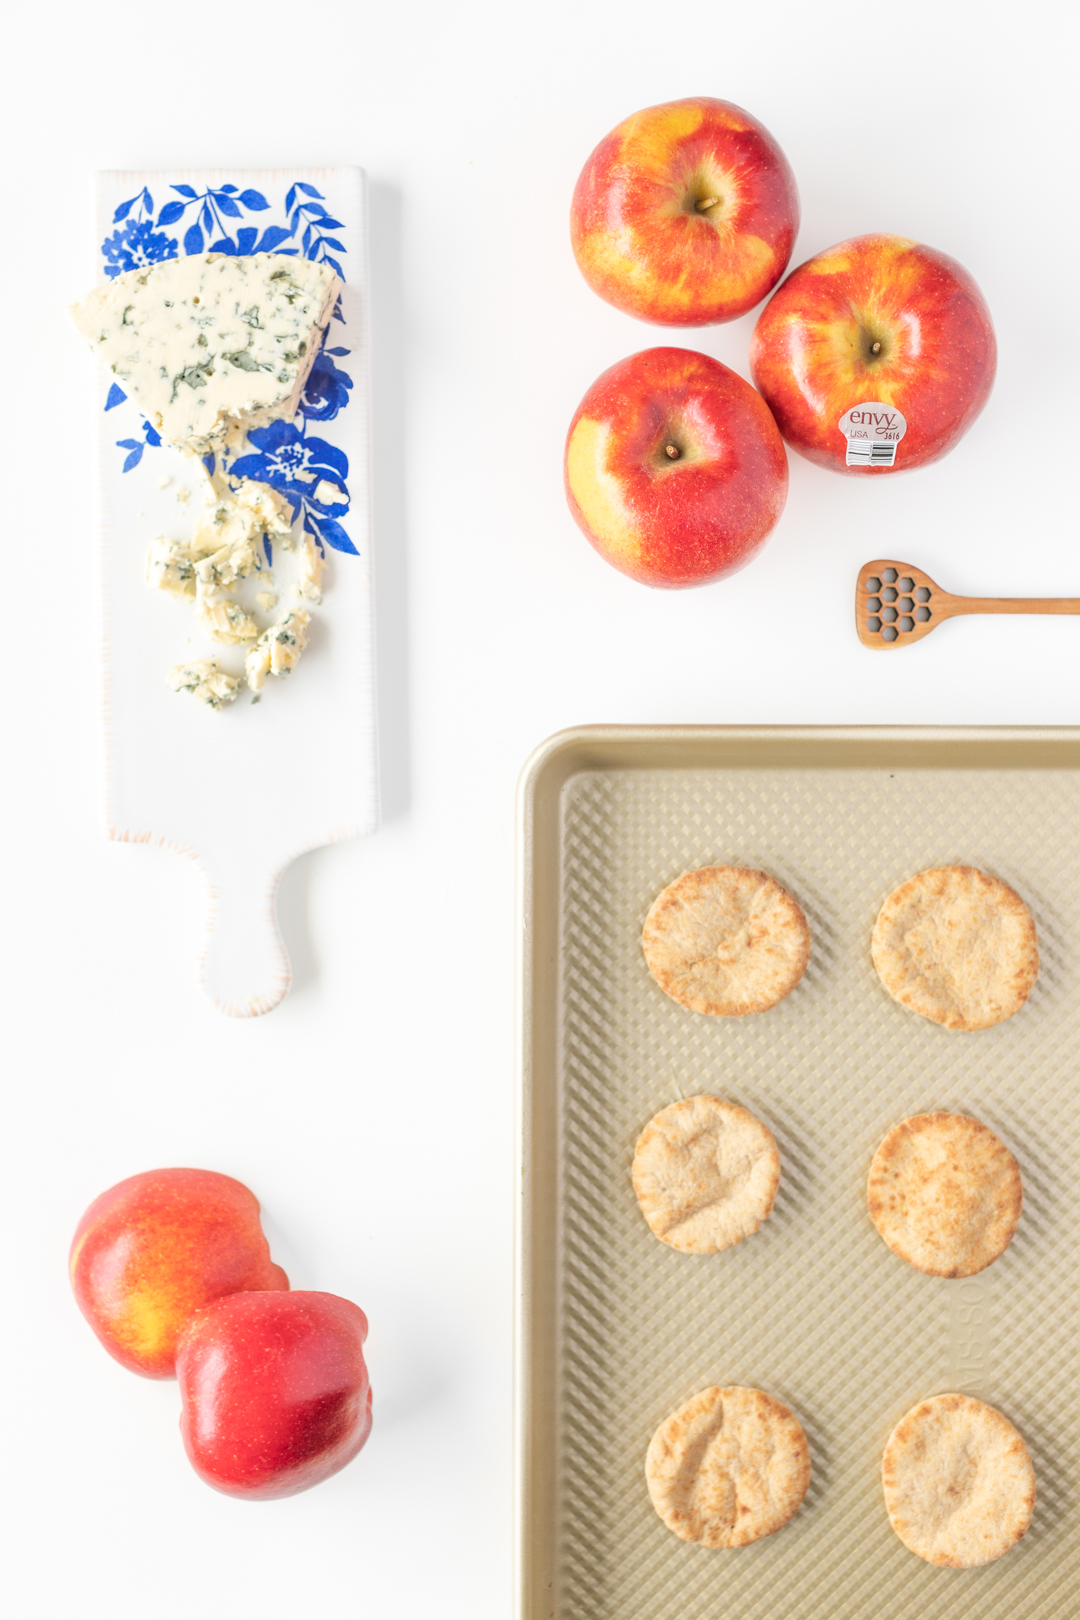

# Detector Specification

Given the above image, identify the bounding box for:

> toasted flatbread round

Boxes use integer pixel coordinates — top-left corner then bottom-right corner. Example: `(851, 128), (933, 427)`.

(646, 1385), (811, 1548)
(868, 1112), (1021, 1277)
(632, 1096), (781, 1255)
(871, 866), (1038, 1031)
(642, 866), (810, 1017)
(882, 1394), (1035, 1566)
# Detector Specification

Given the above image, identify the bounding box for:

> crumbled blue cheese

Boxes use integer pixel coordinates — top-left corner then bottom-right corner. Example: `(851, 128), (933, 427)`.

(194, 538), (262, 591)
(255, 590), (277, 611)
(192, 478), (291, 584)
(245, 608), (311, 690)
(166, 660), (240, 709)
(196, 480), (293, 550)
(148, 476), (292, 607)
(194, 591), (259, 644)
(313, 478), (345, 507)
(294, 535), (325, 603)
(146, 535), (197, 598)
(70, 253), (339, 454)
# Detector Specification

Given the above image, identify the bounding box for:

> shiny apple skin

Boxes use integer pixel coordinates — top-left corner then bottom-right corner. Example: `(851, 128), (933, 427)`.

(69, 1169), (289, 1379)
(571, 97), (799, 326)
(749, 233), (997, 475)
(565, 347), (788, 588)
(176, 1291), (372, 1500)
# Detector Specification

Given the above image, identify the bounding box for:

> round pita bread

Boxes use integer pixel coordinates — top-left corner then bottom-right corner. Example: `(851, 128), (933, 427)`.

(871, 866), (1038, 1031)
(868, 1112), (1022, 1277)
(882, 1393), (1035, 1566)
(646, 1385), (811, 1548)
(642, 866), (810, 1017)
(632, 1096), (780, 1254)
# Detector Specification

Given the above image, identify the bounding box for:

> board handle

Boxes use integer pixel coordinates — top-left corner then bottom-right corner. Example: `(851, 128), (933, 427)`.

(198, 852), (291, 1017)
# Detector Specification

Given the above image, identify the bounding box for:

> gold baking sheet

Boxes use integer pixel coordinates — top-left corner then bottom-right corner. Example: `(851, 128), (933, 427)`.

(517, 727), (1080, 1620)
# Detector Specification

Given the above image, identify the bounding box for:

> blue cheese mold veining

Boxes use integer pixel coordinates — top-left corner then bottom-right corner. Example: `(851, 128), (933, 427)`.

(71, 253), (339, 455)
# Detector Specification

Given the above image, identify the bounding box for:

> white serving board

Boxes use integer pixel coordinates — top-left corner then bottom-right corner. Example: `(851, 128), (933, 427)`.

(88, 168), (378, 1016)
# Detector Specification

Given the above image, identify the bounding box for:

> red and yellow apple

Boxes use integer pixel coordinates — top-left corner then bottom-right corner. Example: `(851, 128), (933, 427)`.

(571, 97), (799, 326)
(177, 1291), (372, 1499)
(749, 233), (996, 475)
(69, 1168), (288, 1378)
(565, 347), (788, 587)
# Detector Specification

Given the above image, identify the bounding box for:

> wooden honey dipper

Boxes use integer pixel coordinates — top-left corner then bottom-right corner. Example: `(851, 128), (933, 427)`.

(856, 560), (1080, 648)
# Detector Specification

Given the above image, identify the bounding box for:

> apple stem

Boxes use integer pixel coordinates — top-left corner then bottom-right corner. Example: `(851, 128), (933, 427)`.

(695, 197), (719, 213)
(664, 443), (681, 460)
(871, 341), (882, 355)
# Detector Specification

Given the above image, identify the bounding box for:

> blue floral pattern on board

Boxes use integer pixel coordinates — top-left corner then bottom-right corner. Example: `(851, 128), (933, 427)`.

(300, 348), (353, 422)
(230, 423), (357, 556)
(99, 180), (357, 556)
(103, 219), (179, 275)
(115, 417), (163, 473)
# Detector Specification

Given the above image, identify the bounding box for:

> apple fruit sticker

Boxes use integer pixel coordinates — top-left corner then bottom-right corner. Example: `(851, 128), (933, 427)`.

(571, 97), (799, 326)
(750, 234), (996, 474)
(564, 347), (788, 587)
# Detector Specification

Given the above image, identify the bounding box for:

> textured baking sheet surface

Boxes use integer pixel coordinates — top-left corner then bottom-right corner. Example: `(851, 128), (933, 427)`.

(543, 747), (1080, 1619)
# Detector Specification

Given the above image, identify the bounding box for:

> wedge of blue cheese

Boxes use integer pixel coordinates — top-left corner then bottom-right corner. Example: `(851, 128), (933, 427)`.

(71, 253), (339, 453)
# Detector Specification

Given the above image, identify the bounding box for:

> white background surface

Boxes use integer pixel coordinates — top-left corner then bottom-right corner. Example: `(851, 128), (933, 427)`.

(1, 2), (1075, 1615)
